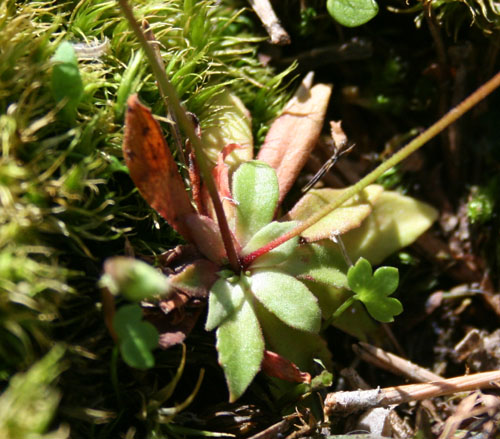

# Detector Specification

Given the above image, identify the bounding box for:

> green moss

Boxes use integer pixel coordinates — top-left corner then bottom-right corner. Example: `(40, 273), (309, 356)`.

(0, 0), (292, 436)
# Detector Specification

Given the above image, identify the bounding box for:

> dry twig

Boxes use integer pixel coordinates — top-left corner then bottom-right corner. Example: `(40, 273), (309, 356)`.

(248, 0), (290, 45)
(324, 370), (500, 415)
(354, 342), (444, 383)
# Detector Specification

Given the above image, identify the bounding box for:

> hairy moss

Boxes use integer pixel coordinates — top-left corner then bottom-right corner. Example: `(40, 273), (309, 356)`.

(0, 0), (292, 436)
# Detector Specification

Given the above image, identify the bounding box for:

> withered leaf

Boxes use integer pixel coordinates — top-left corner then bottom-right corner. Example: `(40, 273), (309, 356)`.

(123, 94), (195, 240)
(261, 350), (311, 383)
(257, 74), (332, 204)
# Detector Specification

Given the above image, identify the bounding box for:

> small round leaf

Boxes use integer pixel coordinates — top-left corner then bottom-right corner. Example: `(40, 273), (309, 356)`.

(327, 0), (379, 27)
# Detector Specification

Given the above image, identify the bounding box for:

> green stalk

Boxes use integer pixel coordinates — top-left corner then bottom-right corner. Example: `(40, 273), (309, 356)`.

(117, 0), (240, 271)
(242, 70), (500, 268)
(322, 297), (355, 330)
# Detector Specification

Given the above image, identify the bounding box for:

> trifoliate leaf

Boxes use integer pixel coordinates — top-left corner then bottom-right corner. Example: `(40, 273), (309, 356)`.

(216, 298), (264, 402)
(233, 161), (279, 245)
(242, 221), (299, 268)
(205, 278), (245, 331)
(347, 258), (402, 323)
(327, 0), (379, 27)
(101, 257), (171, 301)
(249, 270), (321, 333)
(113, 304), (159, 369)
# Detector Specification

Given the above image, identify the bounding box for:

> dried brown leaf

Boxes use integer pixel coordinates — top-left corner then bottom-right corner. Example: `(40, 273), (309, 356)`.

(257, 74), (332, 203)
(123, 94), (195, 240)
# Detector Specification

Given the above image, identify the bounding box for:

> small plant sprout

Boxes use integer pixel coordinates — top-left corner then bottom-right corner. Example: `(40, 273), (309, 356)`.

(101, 0), (500, 402)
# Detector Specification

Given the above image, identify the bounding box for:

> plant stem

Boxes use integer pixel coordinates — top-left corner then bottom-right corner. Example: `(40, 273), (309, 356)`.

(242, 70), (500, 268)
(322, 297), (355, 330)
(117, 0), (240, 272)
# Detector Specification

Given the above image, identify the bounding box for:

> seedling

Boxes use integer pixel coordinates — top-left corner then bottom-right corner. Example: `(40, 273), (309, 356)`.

(101, 0), (500, 402)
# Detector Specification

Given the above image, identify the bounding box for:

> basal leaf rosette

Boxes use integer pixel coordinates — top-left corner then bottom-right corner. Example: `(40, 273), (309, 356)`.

(208, 161), (323, 401)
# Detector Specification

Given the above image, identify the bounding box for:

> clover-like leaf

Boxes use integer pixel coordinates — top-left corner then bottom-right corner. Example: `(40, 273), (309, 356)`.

(216, 298), (264, 402)
(249, 270), (321, 333)
(113, 304), (159, 369)
(327, 0), (379, 27)
(205, 277), (245, 331)
(232, 161), (279, 245)
(241, 221), (299, 268)
(347, 257), (402, 323)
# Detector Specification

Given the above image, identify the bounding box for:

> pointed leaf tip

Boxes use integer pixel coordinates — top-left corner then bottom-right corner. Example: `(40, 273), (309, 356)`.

(257, 79), (332, 203)
(216, 299), (264, 401)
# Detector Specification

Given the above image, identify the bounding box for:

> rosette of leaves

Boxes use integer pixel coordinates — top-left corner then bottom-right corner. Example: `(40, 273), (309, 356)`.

(103, 72), (437, 401)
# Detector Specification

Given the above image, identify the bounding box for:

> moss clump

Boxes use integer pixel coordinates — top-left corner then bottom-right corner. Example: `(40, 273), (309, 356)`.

(0, 0), (292, 436)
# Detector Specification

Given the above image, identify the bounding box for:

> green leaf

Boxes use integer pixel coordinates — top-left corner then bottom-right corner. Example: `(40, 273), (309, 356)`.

(285, 185), (382, 243)
(347, 258), (402, 323)
(113, 304), (159, 369)
(249, 270), (321, 332)
(253, 299), (332, 372)
(51, 42), (84, 123)
(232, 161), (279, 245)
(280, 240), (348, 288)
(205, 278), (245, 331)
(216, 298), (264, 402)
(327, 0), (379, 27)
(101, 257), (171, 301)
(342, 191), (438, 264)
(242, 221), (299, 268)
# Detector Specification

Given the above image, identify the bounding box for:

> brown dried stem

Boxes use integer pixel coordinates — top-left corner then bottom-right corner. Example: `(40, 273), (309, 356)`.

(117, 0), (240, 271)
(324, 370), (500, 415)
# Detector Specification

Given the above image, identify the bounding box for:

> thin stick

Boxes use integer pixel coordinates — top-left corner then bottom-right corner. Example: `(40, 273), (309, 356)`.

(324, 370), (500, 415)
(248, 0), (290, 45)
(117, 0), (240, 272)
(142, 20), (187, 173)
(354, 342), (444, 383)
(242, 70), (500, 268)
